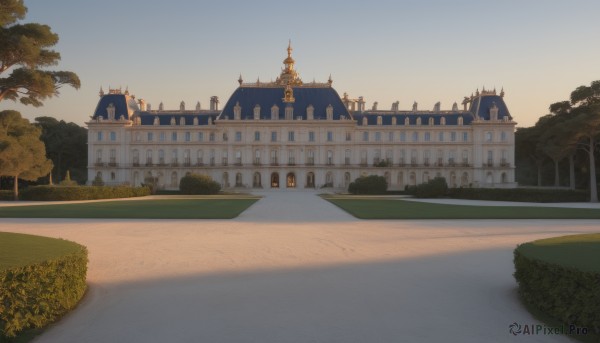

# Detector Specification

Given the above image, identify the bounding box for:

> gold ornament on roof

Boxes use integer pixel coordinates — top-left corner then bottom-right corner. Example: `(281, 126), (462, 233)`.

(276, 40), (303, 86)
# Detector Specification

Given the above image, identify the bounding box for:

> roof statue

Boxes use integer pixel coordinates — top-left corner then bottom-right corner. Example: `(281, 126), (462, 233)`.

(275, 40), (303, 86)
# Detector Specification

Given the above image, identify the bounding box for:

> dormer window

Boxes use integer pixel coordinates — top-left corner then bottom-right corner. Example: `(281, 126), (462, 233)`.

(307, 105), (314, 120)
(416, 117), (422, 125)
(429, 117), (434, 125)
(271, 104), (279, 120)
(391, 117), (397, 125)
(253, 104), (261, 120)
(458, 116), (464, 126)
(440, 117), (446, 125)
(405, 117), (410, 126)
(326, 104), (334, 120)
(490, 102), (499, 121)
(193, 117), (199, 125)
(170, 117), (176, 125)
(234, 101), (241, 120)
(285, 104), (293, 120)
(377, 116), (382, 125)
(153, 116), (159, 125)
(180, 117), (185, 126)
(107, 103), (116, 120)
(362, 117), (368, 126)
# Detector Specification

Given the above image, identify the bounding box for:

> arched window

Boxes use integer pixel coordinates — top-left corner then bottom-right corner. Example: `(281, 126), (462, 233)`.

(253, 172), (262, 188)
(501, 172), (508, 183)
(397, 172), (404, 189)
(461, 172), (469, 187)
(223, 172), (229, 188)
(236, 172), (243, 187)
(325, 172), (333, 187)
(306, 172), (315, 188)
(270, 172), (279, 188)
(423, 171), (430, 183)
(486, 172), (493, 184)
(409, 172), (416, 186)
(171, 171), (178, 187)
(286, 173), (296, 188)
(344, 172), (351, 187)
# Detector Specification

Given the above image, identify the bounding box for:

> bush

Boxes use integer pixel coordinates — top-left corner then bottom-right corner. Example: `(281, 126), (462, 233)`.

(447, 188), (589, 202)
(59, 170), (78, 186)
(514, 244), (600, 337)
(179, 174), (221, 195)
(0, 190), (14, 201)
(19, 185), (150, 201)
(348, 175), (388, 194)
(91, 175), (104, 186)
(0, 235), (88, 338)
(413, 177), (448, 198)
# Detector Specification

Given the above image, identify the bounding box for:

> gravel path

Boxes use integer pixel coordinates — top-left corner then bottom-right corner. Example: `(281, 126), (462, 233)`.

(1, 191), (592, 342)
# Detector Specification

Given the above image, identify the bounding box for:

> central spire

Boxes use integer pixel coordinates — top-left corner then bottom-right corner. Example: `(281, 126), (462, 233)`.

(276, 40), (302, 86)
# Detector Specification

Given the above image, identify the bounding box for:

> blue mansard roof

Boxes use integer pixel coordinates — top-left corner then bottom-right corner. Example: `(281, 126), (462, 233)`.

(219, 86), (352, 120)
(468, 94), (512, 120)
(137, 112), (219, 126)
(92, 93), (139, 120)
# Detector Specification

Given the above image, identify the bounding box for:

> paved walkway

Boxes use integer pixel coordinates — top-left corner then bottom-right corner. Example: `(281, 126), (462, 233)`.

(0, 192), (592, 342)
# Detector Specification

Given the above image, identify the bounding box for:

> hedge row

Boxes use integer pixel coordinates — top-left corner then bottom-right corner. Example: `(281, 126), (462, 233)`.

(348, 175), (388, 194)
(179, 174), (221, 195)
(0, 190), (14, 201)
(447, 188), (589, 202)
(513, 247), (600, 337)
(405, 177), (448, 198)
(19, 186), (151, 201)
(0, 244), (88, 338)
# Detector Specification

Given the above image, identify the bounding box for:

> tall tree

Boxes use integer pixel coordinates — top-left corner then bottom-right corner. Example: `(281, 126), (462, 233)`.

(564, 81), (600, 202)
(35, 116), (87, 184)
(0, 0), (80, 106)
(0, 110), (52, 199)
(515, 126), (546, 186)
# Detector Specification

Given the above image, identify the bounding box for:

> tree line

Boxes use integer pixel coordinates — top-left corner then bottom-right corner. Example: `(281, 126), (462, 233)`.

(515, 81), (600, 202)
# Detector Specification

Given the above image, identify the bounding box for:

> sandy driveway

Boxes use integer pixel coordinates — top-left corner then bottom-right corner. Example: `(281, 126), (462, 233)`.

(1, 191), (595, 342)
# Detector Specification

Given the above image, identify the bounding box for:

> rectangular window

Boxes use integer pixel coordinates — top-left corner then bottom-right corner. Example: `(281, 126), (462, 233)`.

(235, 131), (242, 142)
(222, 132), (228, 141)
(198, 132), (204, 142)
(288, 131), (295, 142)
(375, 132), (381, 142)
(463, 132), (468, 142)
(254, 131), (260, 141)
(400, 132), (406, 142)
(501, 131), (507, 142)
(388, 132), (394, 142)
(185, 132), (191, 142)
(147, 132), (153, 142)
(363, 131), (369, 142)
(450, 132), (456, 142)
(412, 132), (419, 142)
(97, 132), (103, 141)
(96, 149), (102, 163)
(271, 131), (277, 142)
(110, 132), (116, 141)
(327, 131), (333, 142)
(308, 131), (315, 142)
(160, 132), (166, 142)
(171, 132), (177, 142)
(346, 132), (352, 141)
(209, 132), (215, 142)
(438, 132), (444, 142)
(424, 132), (431, 142)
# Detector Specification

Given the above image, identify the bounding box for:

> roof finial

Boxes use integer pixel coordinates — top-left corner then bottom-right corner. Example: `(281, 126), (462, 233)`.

(99, 86), (104, 97)
(287, 39), (292, 58)
(500, 87), (505, 98)
(238, 74), (243, 86)
(328, 74), (333, 86)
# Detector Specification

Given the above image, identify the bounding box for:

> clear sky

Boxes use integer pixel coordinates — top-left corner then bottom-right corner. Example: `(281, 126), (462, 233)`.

(2, 0), (600, 128)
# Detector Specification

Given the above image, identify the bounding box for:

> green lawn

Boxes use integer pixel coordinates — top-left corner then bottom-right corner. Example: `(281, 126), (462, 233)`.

(0, 198), (259, 219)
(0, 232), (82, 270)
(517, 233), (600, 273)
(324, 197), (600, 219)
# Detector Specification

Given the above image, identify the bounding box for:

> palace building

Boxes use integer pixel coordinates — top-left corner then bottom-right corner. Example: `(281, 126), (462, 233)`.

(87, 43), (517, 190)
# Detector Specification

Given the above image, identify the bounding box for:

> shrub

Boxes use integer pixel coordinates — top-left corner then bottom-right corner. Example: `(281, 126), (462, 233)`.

(59, 170), (78, 186)
(0, 190), (14, 201)
(413, 177), (448, 198)
(514, 243), (600, 337)
(91, 175), (104, 186)
(348, 175), (388, 194)
(447, 188), (588, 202)
(19, 185), (150, 201)
(0, 234), (88, 338)
(179, 174), (221, 195)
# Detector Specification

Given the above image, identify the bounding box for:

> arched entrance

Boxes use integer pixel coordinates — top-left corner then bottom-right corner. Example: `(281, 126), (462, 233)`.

(344, 172), (351, 188)
(271, 172), (279, 188)
(253, 172), (262, 188)
(306, 172), (315, 188)
(286, 173), (296, 188)
(235, 172), (243, 187)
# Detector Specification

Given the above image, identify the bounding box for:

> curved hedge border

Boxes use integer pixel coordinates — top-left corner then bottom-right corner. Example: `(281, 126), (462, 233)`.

(19, 185), (150, 201)
(0, 233), (88, 338)
(514, 238), (600, 338)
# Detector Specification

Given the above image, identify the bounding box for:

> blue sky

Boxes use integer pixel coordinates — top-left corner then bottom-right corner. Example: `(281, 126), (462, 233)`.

(2, 0), (600, 127)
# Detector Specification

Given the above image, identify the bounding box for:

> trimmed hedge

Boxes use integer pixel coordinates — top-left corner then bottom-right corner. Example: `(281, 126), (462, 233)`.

(448, 188), (589, 203)
(19, 185), (150, 201)
(348, 175), (388, 195)
(410, 177), (448, 198)
(0, 236), (88, 338)
(514, 243), (600, 338)
(0, 190), (14, 201)
(179, 174), (221, 195)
